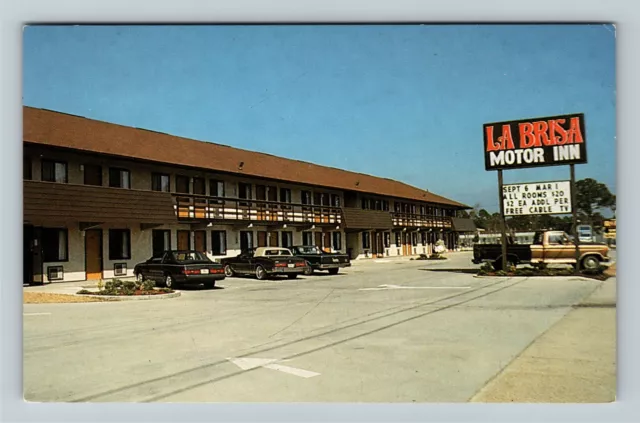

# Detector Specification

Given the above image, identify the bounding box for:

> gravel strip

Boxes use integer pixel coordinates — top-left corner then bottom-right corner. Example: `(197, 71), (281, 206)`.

(23, 292), (112, 304)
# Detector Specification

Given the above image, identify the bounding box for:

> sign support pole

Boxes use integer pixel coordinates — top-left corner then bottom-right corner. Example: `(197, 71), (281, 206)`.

(570, 164), (580, 274)
(497, 170), (508, 271)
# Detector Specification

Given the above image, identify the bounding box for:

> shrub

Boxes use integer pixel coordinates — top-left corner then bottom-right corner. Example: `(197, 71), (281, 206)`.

(495, 270), (507, 276)
(76, 289), (93, 295)
(478, 269), (487, 276)
(480, 262), (495, 272)
(96, 279), (105, 291)
(581, 265), (606, 276)
(142, 280), (155, 291)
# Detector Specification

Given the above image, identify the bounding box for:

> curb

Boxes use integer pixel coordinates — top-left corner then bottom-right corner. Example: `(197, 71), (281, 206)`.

(73, 291), (182, 301)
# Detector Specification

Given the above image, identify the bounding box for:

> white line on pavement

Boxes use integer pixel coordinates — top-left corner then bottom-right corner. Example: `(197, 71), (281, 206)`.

(359, 284), (471, 291)
(23, 313), (51, 316)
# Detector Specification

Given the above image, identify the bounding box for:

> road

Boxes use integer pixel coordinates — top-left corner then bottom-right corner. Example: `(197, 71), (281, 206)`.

(23, 252), (610, 402)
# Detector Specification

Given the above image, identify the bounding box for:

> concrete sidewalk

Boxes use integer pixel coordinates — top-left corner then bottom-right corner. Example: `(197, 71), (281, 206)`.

(470, 278), (617, 403)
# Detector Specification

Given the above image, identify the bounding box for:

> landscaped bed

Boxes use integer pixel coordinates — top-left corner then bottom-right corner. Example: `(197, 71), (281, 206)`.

(477, 262), (612, 281)
(76, 279), (174, 297)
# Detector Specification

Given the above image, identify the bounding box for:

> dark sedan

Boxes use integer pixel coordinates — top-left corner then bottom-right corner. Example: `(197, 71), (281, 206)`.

(290, 245), (351, 275)
(220, 247), (309, 280)
(134, 250), (225, 289)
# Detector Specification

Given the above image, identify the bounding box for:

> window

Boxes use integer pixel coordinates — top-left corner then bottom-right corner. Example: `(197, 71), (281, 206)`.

(302, 232), (313, 246)
(176, 175), (190, 193)
(301, 190), (312, 205)
(24, 157), (32, 180)
(362, 232), (371, 249)
(84, 164), (103, 186)
(332, 232), (342, 250)
(384, 232), (391, 248)
(412, 232), (418, 246)
(280, 188), (292, 203)
(41, 160), (67, 183)
(211, 231), (227, 255)
(421, 232), (428, 245)
(239, 231), (253, 252)
(548, 234), (565, 245)
(361, 198), (371, 210)
(151, 173), (170, 192)
(109, 168), (130, 189)
(210, 180), (225, 197)
(395, 232), (401, 246)
(331, 194), (341, 207)
(394, 202), (401, 213)
(193, 177), (206, 195)
(152, 230), (171, 257)
(109, 229), (131, 260)
(42, 228), (68, 262)
(382, 200), (390, 211)
(281, 231), (293, 248)
(420, 205), (426, 216)
(375, 200), (382, 211)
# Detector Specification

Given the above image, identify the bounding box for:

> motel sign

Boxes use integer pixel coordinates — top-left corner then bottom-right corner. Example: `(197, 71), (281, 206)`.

(483, 113), (587, 171)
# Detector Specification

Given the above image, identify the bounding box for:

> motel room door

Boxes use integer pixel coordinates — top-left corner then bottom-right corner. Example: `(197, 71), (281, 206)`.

(85, 229), (103, 280)
(314, 232), (323, 249)
(402, 232), (412, 256)
(194, 231), (207, 253)
(177, 230), (191, 250)
(323, 232), (331, 252)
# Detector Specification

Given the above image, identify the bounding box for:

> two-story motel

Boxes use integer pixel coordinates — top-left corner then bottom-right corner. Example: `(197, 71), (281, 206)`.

(22, 107), (475, 285)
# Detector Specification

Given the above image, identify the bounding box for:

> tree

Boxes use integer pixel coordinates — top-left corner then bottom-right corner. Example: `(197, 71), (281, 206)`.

(575, 178), (615, 225)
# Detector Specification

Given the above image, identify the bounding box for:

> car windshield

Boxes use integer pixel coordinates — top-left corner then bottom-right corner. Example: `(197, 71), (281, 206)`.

(296, 246), (322, 254)
(171, 251), (210, 263)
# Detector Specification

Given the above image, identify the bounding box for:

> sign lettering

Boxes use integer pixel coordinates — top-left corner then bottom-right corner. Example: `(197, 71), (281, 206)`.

(502, 181), (572, 216)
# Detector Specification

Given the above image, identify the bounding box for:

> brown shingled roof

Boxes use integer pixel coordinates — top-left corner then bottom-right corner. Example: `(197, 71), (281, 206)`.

(23, 106), (468, 208)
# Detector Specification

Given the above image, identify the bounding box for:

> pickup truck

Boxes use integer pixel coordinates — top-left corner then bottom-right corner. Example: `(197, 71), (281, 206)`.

(472, 230), (610, 270)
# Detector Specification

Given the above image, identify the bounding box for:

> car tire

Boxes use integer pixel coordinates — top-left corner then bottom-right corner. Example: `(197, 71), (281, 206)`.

(328, 268), (339, 275)
(303, 266), (313, 276)
(581, 255), (600, 271)
(255, 265), (267, 281)
(224, 264), (235, 277)
(164, 274), (176, 289)
(287, 274), (298, 279)
(135, 272), (144, 282)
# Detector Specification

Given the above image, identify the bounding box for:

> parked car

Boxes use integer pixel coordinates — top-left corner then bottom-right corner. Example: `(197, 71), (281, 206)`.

(220, 247), (309, 280)
(472, 230), (610, 270)
(134, 250), (225, 289)
(290, 245), (351, 275)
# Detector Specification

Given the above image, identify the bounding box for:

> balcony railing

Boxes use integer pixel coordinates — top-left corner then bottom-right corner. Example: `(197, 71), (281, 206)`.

(391, 212), (452, 229)
(173, 194), (342, 225)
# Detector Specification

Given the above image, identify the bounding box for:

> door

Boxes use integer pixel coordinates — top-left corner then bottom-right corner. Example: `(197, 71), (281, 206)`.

(255, 185), (266, 220)
(402, 232), (411, 256)
(323, 232), (331, 252)
(268, 232), (278, 247)
(85, 229), (103, 280)
(257, 231), (268, 247)
(194, 231), (207, 253)
(177, 230), (191, 250)
(193, 177), (206, 218)
(267, 186), (278, 221)
(314, 232), (323, 249)
(23, 225), (43, 285)
(375, 232), (384, 257)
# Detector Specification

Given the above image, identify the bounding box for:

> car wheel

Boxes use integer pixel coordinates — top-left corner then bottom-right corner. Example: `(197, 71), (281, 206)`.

(287, 274), (298, 279)
(328, 268), (339, 275)
(164, 274), (176, 289)
(303, 266), (313, 276)
(224, 264), (235, 277)
(135, 272), (144, 282)
(255, 266), (267, 280)
(581, 255), (600, 271)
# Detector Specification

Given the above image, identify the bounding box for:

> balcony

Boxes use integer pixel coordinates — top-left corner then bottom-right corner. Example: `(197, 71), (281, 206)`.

(173, 194), (343, 226)
(391, 212), (452, 229)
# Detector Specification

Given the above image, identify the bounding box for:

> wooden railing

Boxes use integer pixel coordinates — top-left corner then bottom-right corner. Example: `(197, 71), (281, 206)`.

(391, 212), (452, 229)
(173, 194), (343, 225)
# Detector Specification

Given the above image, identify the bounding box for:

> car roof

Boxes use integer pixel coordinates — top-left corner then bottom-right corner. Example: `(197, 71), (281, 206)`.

(254, 247), (293, 256)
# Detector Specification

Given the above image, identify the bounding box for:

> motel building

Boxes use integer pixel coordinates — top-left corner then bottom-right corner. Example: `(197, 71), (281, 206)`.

(22, 107), (473, 284)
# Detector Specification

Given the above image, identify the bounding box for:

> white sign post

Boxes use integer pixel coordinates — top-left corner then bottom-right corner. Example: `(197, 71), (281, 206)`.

(502, 180), (571, 216)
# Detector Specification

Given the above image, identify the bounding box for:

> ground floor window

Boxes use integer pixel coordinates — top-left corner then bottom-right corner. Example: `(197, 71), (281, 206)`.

(42, 228), (68, 262)
(152, 230), (171, 257)
(212, 231), (227, 255)
(281, 231), (293, 248)
(109, 229), (131, 260)
(412, 232), (418, 246)
(384, 232), (391, 248)
(332, 232), (342, 251)
(302, 232), (313, 246)
(239, 231), (253, 252)
(362, 232), (371, 249)
(421, 231), (428, 245)
(395, 232), (401, 246)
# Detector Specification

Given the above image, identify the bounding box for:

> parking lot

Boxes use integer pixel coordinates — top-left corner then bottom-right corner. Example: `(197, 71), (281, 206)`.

(23, 252), (614, 402)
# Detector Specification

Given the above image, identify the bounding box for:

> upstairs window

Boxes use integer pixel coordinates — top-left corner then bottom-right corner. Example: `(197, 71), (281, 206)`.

(193, 177), (206, 195)
(331, 194), (341, 207)
(280, 188), (292, 203)
(41, 160), (67, 183)
(176, 175), (190, 194)
(301, 191), (312, 205)
(151, 173), (170, 192)
(24, 157), (32, 180)
(210, 180), (225, 197)
(84, 164), (103, 186)
(109, 168), (131, 189)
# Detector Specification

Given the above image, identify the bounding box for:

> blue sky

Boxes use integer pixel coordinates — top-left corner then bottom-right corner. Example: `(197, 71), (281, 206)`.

(23, 24), (616, 211)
